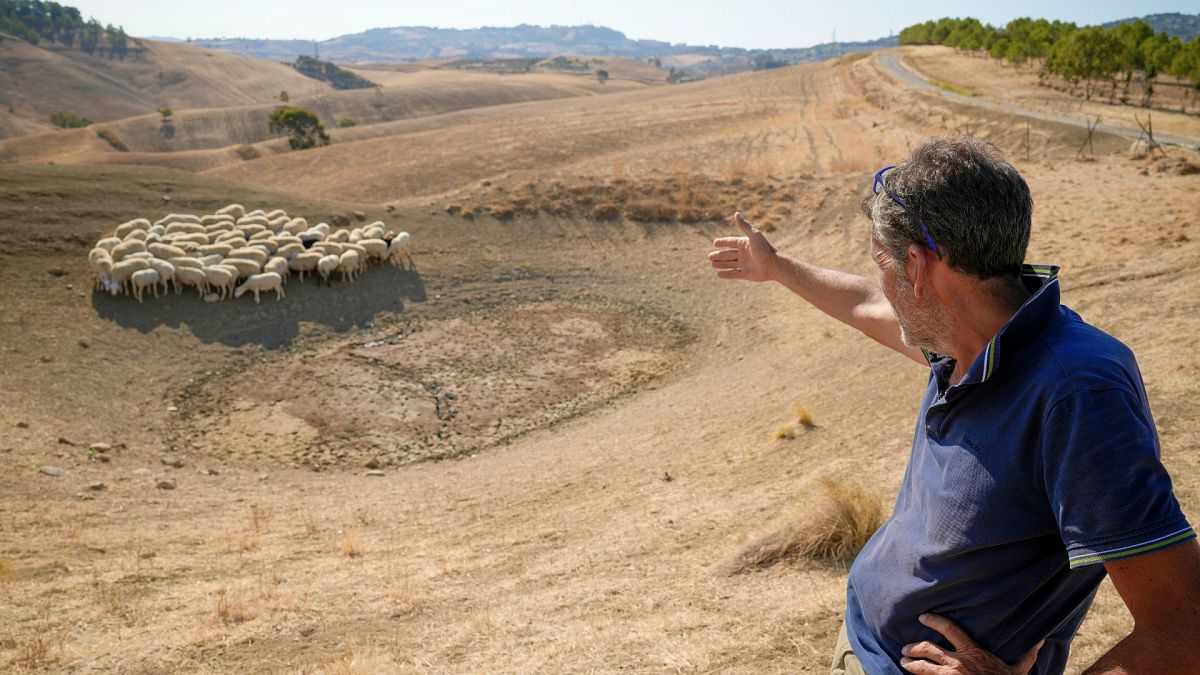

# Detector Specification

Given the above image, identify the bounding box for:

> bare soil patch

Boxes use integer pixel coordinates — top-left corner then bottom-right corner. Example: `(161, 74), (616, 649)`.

(178, 300), (691, 468)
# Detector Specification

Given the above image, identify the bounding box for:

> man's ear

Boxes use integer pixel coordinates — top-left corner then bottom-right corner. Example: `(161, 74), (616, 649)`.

(906, 243), (934, 299)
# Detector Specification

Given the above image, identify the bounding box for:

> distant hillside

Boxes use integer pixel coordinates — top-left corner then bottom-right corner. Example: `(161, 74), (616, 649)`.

(192, 24), (898, 71)
(0, 35), (334, 139)
(1102, 12), (1199, 40)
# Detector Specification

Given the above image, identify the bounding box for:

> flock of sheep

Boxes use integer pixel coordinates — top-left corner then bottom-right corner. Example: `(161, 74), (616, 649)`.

(88, 204), (414, 303)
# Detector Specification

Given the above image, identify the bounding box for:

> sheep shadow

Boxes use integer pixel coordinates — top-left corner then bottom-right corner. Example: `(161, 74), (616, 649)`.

(91, 266), (427, 349)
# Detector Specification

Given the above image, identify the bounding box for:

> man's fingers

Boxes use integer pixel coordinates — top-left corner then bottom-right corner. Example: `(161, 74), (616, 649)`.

(716, 269), (749, 280)
(712, 237), (745, 248)
(918, 614), (976, 652)
(710, 259), (741, 270)
(899, 657), (945, 675)
(1013, 640), (1044, 674)
(708, 249), (739, 262)
(901, 641), (947, 663)
(734, 211), (754, 236)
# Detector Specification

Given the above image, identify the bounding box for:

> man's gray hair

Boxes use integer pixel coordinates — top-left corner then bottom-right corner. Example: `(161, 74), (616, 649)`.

(861, 136), (1032, 279)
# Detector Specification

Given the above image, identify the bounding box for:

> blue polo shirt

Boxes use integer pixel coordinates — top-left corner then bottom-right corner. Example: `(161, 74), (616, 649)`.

(844, 264), (1195, 675)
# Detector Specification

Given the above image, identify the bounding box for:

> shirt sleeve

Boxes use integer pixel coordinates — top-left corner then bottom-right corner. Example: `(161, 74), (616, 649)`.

(1041, 387), (1195, 569)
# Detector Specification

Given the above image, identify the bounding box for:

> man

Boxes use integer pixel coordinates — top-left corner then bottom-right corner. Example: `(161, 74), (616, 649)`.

(708, 137), (1200, 674)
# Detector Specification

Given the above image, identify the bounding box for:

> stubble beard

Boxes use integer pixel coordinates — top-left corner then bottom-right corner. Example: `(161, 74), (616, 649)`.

(889, 267), (950, 354)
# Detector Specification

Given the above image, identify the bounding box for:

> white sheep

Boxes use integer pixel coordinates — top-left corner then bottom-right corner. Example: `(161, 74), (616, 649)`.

(168, 256), (204, 270)
(234, 272), (284, 303)
(359, 238), (389, 264)
(275, 243), (305, 260)
(265, 209), (288, 220)
(111, 239), (147, 261)
(200, 214), (234, 226)
(198, 243), (234, 257)
(223, 258), (262, 279)
(228, 247), (269, 266)
(123, 229), (149, 242)
(288, 251), (322, 281)
(317, 254), (339, 284)
(130, 268), (160, 302)
(165, 222), (205, 235)
(114, 218), (150, 239)
(215, 204), (245, 219)
(147, 258), (177, 294)
(338, 250), (360, 282)
(263, 256), (290, 282)
(244, 209), (267, 218)
(329, 229), (350, 243)
(204, 266), (237, 300)
(95, 236), (122, 252)
(154, 213), (201, 228)
(388, 232), (413, 269)
(89, 248), (113, 290)
(175, 266), (208, 296)
(148, 242), (187, 260)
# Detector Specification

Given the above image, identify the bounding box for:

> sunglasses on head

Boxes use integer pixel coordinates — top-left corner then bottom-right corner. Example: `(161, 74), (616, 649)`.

(873, 165), (937, 252)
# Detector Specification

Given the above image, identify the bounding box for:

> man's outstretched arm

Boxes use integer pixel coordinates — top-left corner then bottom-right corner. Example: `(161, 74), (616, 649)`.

(709, 212), (925, 365)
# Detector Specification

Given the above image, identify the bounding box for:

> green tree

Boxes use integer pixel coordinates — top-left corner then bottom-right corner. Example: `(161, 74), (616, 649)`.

(267, 106), (330, 150)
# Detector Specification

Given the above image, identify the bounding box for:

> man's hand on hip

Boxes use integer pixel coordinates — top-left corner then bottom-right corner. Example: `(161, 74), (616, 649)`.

(708, 212), (778, 282)
(900, 613), (1042, 675)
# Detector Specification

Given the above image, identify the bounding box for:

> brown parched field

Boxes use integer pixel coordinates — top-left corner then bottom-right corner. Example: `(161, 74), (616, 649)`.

(1, 45), (1198, 673)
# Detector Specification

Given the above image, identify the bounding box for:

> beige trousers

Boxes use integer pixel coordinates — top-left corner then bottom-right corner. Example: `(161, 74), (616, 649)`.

(830, 622), (867, 675)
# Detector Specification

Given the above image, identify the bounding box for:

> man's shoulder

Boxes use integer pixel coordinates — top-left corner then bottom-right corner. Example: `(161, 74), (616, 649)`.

(1019, 305), (1145, 404)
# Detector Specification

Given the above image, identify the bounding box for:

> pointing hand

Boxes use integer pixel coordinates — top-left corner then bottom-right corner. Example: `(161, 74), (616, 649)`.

(708, 212), (778, 283)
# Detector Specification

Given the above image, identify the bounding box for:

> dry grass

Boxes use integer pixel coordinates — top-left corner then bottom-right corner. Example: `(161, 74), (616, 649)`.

(338, 530), (365, 558)
(717, 477), (884, 575)
(773, 404), (816, 440)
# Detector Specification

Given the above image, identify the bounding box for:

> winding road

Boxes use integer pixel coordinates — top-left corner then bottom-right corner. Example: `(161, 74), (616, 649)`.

(878, 53), (1200, 151)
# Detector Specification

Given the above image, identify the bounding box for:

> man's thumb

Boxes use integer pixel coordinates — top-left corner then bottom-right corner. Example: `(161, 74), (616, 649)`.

(1014, 640), (1043, 674)
(734, 212), (755, 236)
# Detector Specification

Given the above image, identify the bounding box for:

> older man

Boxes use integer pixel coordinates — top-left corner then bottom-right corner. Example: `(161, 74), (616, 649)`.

(709, 136), (1199, 674)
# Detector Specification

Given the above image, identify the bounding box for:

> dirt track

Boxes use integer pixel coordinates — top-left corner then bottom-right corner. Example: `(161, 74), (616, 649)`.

(1, 49), (1198, 673)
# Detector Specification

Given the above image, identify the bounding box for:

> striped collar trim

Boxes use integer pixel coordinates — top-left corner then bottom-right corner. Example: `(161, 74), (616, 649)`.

(923, 264), (1062, 383)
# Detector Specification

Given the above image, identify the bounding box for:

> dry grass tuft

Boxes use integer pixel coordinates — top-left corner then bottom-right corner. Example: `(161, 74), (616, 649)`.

(716, 477), (883, 575)
(338, 530), (365, 558)
(215, 588), (257, 625)
(234, 144), (260, 161)
(773, 404), (816, 440)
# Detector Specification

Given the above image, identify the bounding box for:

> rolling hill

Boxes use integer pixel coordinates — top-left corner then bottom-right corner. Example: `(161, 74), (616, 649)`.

(0, 33), (334, 139)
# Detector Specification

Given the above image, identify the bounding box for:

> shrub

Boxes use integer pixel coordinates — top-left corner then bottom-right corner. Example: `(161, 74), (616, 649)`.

(625, 199), (676, 222)
(716, 477), (884, 574)
(589, 202), (621, 220)
(49, 111), (91, 128)
(338, 117), (357, 128)
(234, 144), (260, 160)
(267, 106), (330, 150)
(156, 107), (173, 119)
(94, 128), (128, 151)
(488, 203), (515, 220)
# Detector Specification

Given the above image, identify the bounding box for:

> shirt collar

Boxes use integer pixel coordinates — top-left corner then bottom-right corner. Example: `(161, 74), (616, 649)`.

(923, 263), (1062, 387)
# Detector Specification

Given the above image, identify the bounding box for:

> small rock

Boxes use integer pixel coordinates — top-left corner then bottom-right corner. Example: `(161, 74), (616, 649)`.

(365, 470), (385, 477)
(160, 455), (184, 468)
(203, 293), (220, 304)
(132, 468), (152, 476)
(72, 492), (95, 501)
(39, 465), (65, 477)
(162, 194), (172, 202)
(257, 473), (269, 481)
(78, 338), (90, 348)
(57, 436), (75, 446)
(89, 442), (111, 453)
(156, 478), (176, 490)
(66, 284), (74, 290)
(197, 468), (219, 476)
(47, 268), (68, 277)
(15, 421), (28, 429)
(88, 481), (107, 491)
(166, 405), (179, 413)
(364, 458), (381, 469)
(93, 454), (111, 463)
(353, 210), (366, 221)
(40, 355), (53, 363)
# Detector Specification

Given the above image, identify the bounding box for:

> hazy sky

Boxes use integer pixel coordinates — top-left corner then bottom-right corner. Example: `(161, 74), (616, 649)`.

(70, 1), (1197, 49)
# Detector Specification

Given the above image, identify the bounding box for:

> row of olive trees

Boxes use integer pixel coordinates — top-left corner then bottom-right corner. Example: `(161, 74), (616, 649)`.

(900, 17), (1200, 108)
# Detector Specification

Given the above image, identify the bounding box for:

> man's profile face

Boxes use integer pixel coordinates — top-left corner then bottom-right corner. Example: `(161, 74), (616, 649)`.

(871, 233), (945, 352)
